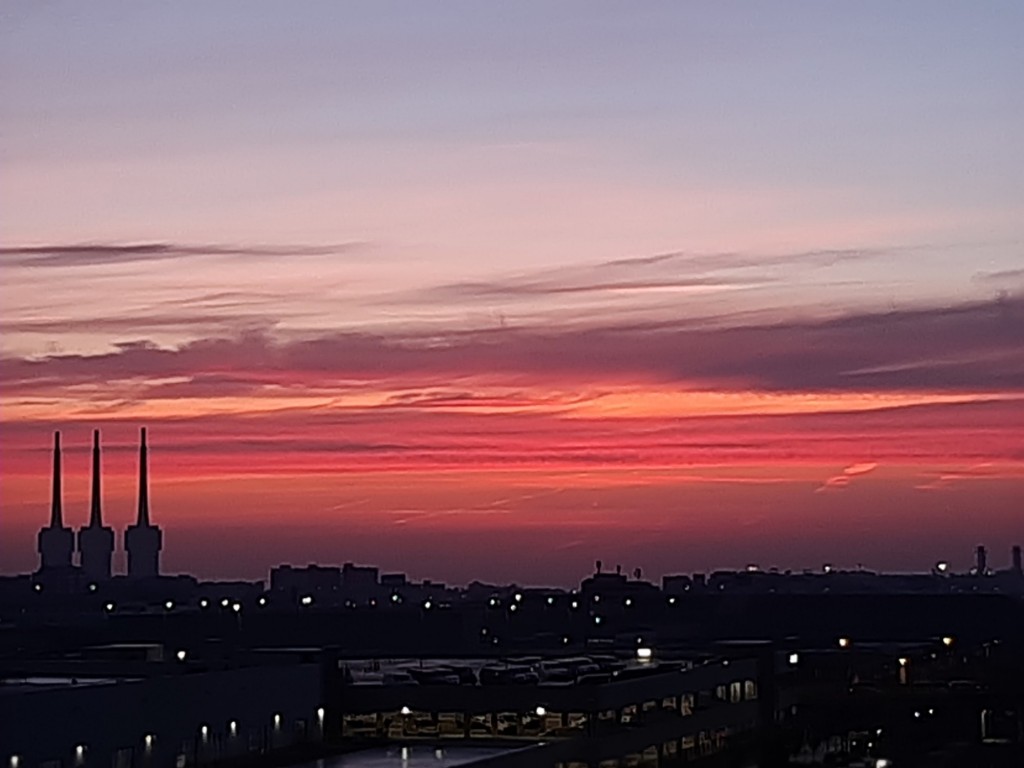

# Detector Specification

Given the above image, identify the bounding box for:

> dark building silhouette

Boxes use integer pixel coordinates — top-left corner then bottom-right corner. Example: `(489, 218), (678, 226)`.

(124, 427), (163, 579)
(976, 544), (988, 575)
(76, 429), (115, 581)
(1013, 545), (1022, 575)
(37, 431), (74, 573)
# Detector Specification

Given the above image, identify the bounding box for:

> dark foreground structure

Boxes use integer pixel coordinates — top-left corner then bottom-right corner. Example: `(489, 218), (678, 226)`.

(3, 591), (1022, 768)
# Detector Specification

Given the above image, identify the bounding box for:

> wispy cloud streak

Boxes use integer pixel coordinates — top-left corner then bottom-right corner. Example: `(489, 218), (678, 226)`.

(0, 242), (364, 268)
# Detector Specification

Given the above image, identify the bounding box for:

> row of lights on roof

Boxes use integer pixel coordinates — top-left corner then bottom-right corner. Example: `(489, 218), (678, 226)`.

(835, 635), (953, 650)
(398, 705), (550, 718)
(7, 708), (332, 764)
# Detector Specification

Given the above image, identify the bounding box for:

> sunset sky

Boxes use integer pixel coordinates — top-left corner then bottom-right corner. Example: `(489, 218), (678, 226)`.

(2, 2), (1022, 584)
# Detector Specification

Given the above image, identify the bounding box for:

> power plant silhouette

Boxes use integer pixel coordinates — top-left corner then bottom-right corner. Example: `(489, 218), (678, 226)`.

(37, 427), (163, 581)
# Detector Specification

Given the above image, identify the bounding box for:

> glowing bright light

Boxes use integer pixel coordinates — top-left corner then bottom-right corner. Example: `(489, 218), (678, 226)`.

(423, 600), (432, 610)
(593, 594), (601, 602)
(400, 706), (412, 716)
(509, 603), (517, 612)
(941, 636), (954, 647)
(668, 597), (677, 604)
(229, 720), (237, 735)
(232, 602), (241, 612)
(914, 710), (920, 718)
(514, 593), (522, 602)
(788, 653), (799, 665)
(898, 657), (908, 667)
(300, 595), (313, 605)
(10, 757), (19, 768)
(200, 599), (209, 608)
(570, 601), (579, 609)
(636, 647), (653, 660)
(176, 649), (187, 661)
(33, 584), (42, 592)
(392, 594), (401, 603)
(88, 583), (96, 592)
(936, 561), (949, 573)
(273, 713), (281, 728)
(546, 596), (554, 605)
(594, 615), (602, 625)
(876, 760), (891, 768)
(220, 598), (229, 607)
(75, 745), (85, 758)
(624, 598), (633, 607)
(164, 600), (174, 610)
(838, 637), (850, 648)
(104, 602), (115, 612)
(144, 734), (153, 748)
(317, 707), (325, 722)
(562, 636), (570, 644)
(200, 724), (208, 737)
(258, 596), (267, 606)
(535, 706), (546, 716)
(928, 708), (934, 715)
(823, 564), (833, 574)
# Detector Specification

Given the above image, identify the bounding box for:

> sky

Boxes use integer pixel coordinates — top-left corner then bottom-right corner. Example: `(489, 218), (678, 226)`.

(1, 2), (1022, 585)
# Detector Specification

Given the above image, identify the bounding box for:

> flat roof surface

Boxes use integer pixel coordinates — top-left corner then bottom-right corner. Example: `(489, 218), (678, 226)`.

(343, 654), (679, 681)
(0, 676), (127, 695)
(289, 745), (524, 767)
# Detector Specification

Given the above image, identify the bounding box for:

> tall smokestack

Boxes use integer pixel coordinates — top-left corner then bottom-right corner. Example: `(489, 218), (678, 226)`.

(78, 429), (114, 581)
(125, 426), (162, 579)
(137, 427), (150, 527)
(50, 431), (63, 528)
(39, 430), (74, 573)
(976, 545), (988, 576)
(89, 430), (102, 527)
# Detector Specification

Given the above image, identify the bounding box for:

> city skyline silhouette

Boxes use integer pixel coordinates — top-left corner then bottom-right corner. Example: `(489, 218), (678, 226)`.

(10, 426), (1023, 589)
